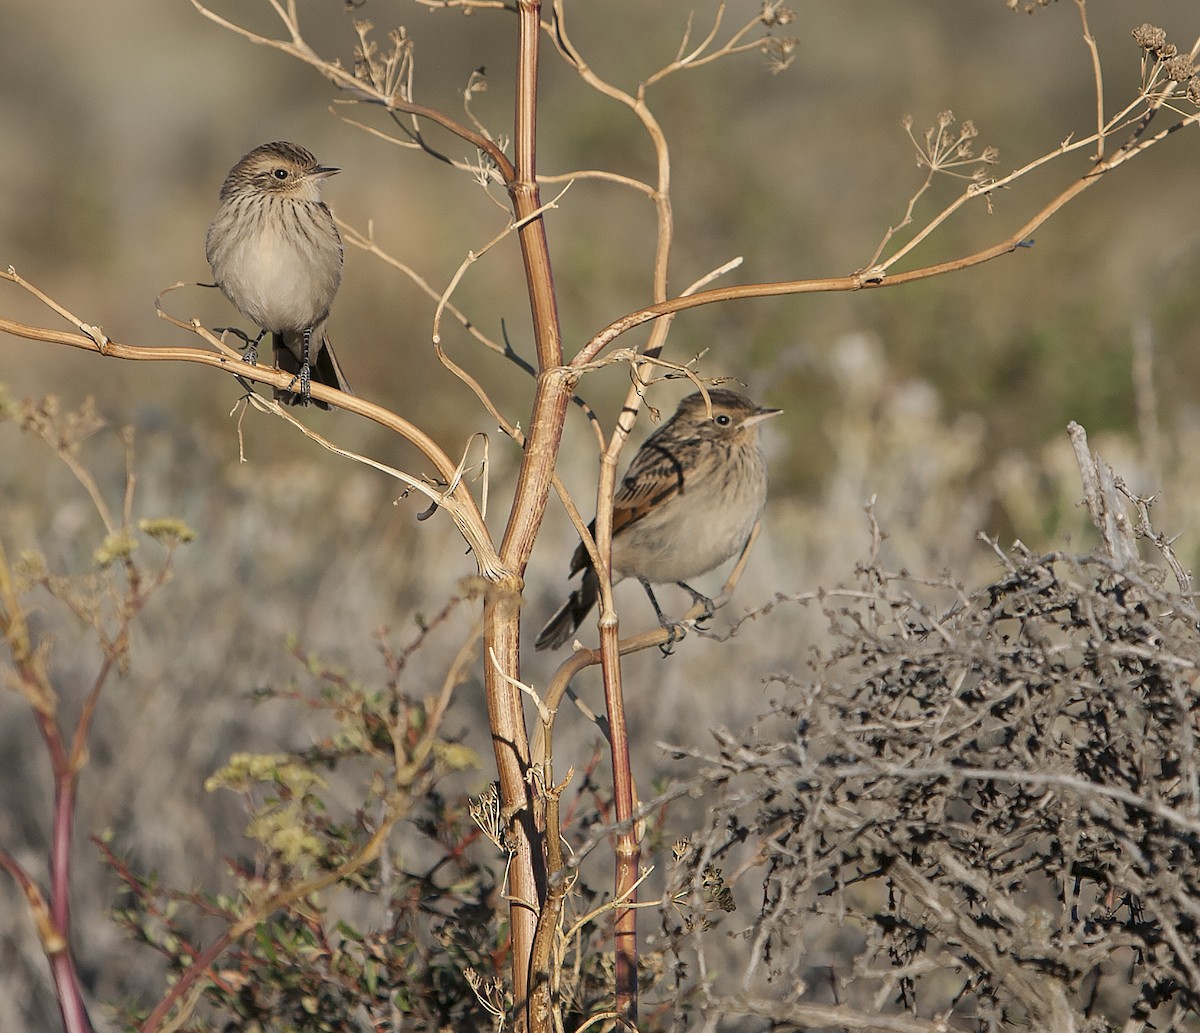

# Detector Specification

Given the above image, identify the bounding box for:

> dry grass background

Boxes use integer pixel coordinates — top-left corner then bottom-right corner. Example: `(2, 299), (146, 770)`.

(2, 1), (1200, 1030)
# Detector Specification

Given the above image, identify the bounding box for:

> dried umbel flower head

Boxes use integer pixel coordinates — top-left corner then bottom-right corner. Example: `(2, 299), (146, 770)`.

(761, 35), (798, 74)
(1131, 25), (1183, 62)
(760, 1), (794, 28)
(352, 19), (412, 101)
(1132, 24), (1168, 53)
(1188, 76), (1200, 106)
(1163, 55), (1196, 83)
(903, 110), (999, 181)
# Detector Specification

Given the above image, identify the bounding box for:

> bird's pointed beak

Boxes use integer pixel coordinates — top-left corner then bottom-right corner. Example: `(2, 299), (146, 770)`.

(741, 406), (783, 429)
(314, 165), (341, 179)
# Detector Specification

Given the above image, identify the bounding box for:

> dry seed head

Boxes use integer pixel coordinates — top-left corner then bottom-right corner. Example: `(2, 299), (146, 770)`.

(1164, 55), (1195, 83)
(760, 1), (794, 27)
(1132, 24), (1168, 53)
(1188, 76), (1200, 105)
(762, 35), (798, 73)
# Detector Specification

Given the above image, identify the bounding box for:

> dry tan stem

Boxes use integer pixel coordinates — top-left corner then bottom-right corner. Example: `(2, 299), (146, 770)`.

(155, 281), (244, 362)
(415, 0), (513, 10)
(1, 271), (504, 579)
(572, 98), (1200, 369)
(56, 444), (120, 538)
(1114, 478), (1192, 597)
(531, 524), (761, 770)
(866, 31), (1197, 278)
(337, 219), (508, 358)
(550, 0), (675, 357)
(1074, 0), (1105, 159)
(1067, 421), (1139, 570)
(340, 218), (582, 456)
(863, 169), (936, 274)
(595, 603), (638, 1025)
(475, 6), (575, 1028)
(249, 390), (496, 556)
(532, 242), (752, 1021)
(868, 42), (1200, 277)
(432, 185), (570, 345)
(536, 168), (654, 196)
(573, 1012), (622, 1033)
(526, 761), (574, 1033)
(547, 0), (768, 368)
(562, 865), (656, 946)
(329, 110), (430, 156)
(643, 3), (773, 89)
(3, 266), (110, 350)
(190, 0), (515, 179)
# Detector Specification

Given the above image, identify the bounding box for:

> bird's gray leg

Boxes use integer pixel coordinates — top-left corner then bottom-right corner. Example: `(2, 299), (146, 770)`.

(299, 327), (313, 403)
(244, 328), (264, 366)
(214, 326), (265, 365)
(637, 576), (686, 657)
(676, 580), (716, 626)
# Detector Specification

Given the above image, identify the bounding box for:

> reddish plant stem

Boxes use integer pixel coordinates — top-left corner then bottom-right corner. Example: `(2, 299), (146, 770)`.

(29, 696), (96, 1033)
(485, 3), (573, 1029)
(597, 621), (639, 1026)
(49, 777), (92, 1033)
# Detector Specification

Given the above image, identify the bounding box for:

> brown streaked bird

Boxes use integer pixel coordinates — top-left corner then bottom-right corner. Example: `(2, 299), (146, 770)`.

(535, 389), (781, 652)
(206, 141), (349, 410)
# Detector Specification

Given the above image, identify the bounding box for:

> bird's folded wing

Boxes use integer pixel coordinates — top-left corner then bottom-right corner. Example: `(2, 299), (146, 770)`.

(611, 441), (686, 535)
(564, 441), (687, 579)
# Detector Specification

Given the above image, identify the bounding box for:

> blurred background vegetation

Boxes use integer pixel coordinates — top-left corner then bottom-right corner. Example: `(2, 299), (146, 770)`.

(2, 0), (1199, 1028)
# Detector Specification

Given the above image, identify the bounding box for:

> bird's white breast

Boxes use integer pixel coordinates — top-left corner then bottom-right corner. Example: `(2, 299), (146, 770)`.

(210, 202), (341, 333)
(612, 450), (767, 583)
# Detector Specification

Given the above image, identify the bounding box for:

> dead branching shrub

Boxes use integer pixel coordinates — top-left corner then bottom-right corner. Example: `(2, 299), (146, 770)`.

(655, 492), (1200, 1031)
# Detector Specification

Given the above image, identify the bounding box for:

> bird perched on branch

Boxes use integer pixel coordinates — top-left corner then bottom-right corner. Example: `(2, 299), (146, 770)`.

(535, 388), (781, 652)
(206, 141), (350, 409)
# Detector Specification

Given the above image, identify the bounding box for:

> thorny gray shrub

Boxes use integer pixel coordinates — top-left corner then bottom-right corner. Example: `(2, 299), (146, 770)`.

(657, 543), (1200, 1032)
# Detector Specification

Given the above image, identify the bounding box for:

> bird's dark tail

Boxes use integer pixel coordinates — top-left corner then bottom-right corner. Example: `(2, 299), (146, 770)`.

(534, 566), (600, 651)
(273, 331), (351, 410)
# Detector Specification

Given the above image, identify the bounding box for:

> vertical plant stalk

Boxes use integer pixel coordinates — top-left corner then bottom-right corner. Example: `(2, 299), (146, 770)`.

(587, 392), (654, 1027)
(527, 711), (569, 1033)
(486, 2), (572, 1027)
(598, 623), (639, 1025)
(0, 539), (95, 1033)
(547, 11), (700, 1020)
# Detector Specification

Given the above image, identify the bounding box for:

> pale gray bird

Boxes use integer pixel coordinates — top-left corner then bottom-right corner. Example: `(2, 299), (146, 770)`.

(535, 389), (781, 651)
(206, 141), (350, 410)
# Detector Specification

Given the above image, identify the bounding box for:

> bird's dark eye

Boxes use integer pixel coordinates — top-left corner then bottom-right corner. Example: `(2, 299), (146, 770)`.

(273, 168), (289, 180)
(715, 413), (732, 426)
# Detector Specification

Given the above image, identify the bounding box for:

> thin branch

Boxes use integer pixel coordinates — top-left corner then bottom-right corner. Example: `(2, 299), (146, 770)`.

(189, 0), (516, 181)
(432, 185), (571, 345)
(336, 219), (510, 360)
(643, 3), (777, 90)
(531, 524), (763, 770)
(1, 271), (504, 581)
(573, 103), (1200, 368)
(1074, 0), (1105, 158)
